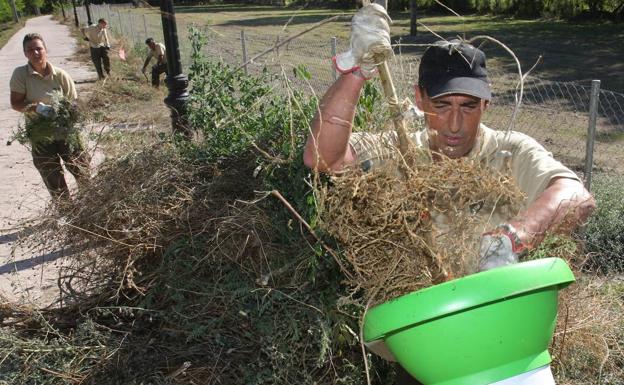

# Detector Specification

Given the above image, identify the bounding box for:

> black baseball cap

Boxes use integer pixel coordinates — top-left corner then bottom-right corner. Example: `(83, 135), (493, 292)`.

(418, 39), (491, 100)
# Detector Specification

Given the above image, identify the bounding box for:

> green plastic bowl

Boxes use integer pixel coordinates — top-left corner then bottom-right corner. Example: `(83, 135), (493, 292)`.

(363, 258), (575, 385)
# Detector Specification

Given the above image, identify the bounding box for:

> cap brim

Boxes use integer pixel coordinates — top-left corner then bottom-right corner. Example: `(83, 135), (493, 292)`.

(426, 77), (491, 100)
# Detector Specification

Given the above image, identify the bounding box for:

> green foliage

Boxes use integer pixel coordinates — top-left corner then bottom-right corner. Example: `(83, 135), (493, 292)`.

(584, 174), (624, 272)
(185, 26), (275, 161)
(526, 234), (578, 261)
(185, 25), (320, 222)
(0, 0), (24, 23)
(354, 80), (384, 130)
(11, 90), (83, 152)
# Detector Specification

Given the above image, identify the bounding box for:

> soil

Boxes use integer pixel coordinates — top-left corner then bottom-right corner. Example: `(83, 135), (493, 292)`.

(0, 16), (97, 308)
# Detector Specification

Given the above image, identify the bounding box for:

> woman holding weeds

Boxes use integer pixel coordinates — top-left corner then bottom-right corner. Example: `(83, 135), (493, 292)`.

(10, 33), (91, 200)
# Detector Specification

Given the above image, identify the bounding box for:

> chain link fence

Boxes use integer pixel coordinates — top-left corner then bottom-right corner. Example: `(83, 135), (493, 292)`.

(77, 4), (624, 182)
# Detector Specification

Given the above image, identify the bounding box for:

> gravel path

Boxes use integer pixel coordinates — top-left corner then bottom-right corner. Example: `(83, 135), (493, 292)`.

(0, 15), (96, 307)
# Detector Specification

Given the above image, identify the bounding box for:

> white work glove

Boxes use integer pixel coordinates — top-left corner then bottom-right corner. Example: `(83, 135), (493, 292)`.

(35, 102), (57, 119)
(334, 3), (393, 79)
(478, 224), (525, 272)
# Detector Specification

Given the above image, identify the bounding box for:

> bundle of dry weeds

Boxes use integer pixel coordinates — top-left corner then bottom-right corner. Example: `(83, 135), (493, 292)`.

(319, 148), (525, 304)
(50, 142), (225, 302)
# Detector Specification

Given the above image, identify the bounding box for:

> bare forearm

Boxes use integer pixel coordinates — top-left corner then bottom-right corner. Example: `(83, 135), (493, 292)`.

(10, 93), (35, 113)
(303, 73), (366, 172)
(511, 177), (596, 246)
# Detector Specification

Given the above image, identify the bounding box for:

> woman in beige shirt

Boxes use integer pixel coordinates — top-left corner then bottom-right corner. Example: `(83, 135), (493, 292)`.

(10, 33), (91, 200)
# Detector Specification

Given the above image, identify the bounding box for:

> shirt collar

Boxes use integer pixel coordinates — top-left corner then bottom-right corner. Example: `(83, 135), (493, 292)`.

(27, 62), (57, 78)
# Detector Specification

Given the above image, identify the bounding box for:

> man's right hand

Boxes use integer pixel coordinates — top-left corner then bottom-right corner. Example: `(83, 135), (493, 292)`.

(141, 67), (147, 74)
(334, 3), (393, 79)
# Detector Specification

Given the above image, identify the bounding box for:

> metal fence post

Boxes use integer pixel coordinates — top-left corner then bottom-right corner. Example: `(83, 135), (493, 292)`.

(584, 79), (601, 192)
(107, 5), (111, 31)
(331, 36), (337, 80)
(241, 30), (248, 75)
(118, 11), (123, 37)
(129, 13), (135, 44)
(143, 14), (148, 38)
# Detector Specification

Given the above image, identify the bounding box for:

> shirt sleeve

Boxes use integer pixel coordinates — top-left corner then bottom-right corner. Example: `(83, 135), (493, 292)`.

(9, 67), (26, 94)
(104, 29), (110, 47)
(509, 132), (580, 204)
(58, 69), (77, 100)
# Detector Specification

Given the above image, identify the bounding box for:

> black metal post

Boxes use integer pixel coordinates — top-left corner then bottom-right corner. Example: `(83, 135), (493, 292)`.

(85, 0), (92, 25)
(160, 0), (191, 138)
(72, 0), (79, 27)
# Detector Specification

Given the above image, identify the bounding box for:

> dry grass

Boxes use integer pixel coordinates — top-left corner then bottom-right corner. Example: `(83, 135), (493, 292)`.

(319, 147), (524, 305)
(553, 275), (624, 384)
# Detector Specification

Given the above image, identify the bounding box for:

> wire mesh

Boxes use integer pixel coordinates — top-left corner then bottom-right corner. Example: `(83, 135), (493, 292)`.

(76, 4), (624, 177)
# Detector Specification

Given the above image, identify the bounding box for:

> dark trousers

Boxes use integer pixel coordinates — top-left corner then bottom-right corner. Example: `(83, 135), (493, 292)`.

(396, 365), (424, 385)
(151, 62), (168, 88)
(32, 140), (91, 199)
(90, 46), (111, 79)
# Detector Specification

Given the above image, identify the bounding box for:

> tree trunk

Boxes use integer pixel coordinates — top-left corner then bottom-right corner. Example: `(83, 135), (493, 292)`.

(410, 0), (417, 36)
(8, 0), (19, 22)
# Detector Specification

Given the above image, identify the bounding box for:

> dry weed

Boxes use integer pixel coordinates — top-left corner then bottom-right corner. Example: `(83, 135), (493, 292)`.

(319, 148), (525, 304)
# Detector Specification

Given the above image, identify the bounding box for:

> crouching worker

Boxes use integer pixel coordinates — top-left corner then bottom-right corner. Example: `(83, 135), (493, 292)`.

(141, 37), (167, 88)
(10, 33), (91, 201)
(302, 4), (596, 385)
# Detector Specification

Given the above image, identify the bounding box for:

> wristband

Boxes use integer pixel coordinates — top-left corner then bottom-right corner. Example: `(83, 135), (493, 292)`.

(332, 56), (376, 80)
(494, 223), (526, 254)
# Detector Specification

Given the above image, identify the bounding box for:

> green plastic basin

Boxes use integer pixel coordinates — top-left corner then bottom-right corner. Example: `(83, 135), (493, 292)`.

(363, 258), (575, 385)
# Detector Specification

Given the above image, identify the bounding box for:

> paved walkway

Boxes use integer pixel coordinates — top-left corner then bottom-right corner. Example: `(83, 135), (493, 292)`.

(0, 16), (96, 307)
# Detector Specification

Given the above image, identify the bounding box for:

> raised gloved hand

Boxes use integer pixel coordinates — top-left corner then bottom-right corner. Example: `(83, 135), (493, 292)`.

(334, 3), (393, 79)
(35, 102), (57, 119)
(478, 224), (525, 272)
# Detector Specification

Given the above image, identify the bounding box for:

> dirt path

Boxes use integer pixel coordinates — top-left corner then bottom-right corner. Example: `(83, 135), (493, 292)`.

(0, 16), (96, 307)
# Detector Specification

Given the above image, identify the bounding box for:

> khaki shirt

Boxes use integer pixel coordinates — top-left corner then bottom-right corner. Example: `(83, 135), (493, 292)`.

(10, 63), (77, 107)
(10, 63), (78, 142)
(83, 24), (110, 49)
(351, 124), (580, 210)
(148, 43), (167, 64)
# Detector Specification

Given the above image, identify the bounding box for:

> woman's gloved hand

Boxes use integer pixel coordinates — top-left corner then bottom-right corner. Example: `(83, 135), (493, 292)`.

(35, 102), (57, 119)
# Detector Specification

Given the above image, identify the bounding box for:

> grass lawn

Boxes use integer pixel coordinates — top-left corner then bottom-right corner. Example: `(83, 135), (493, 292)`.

(166, 4), (624, 92)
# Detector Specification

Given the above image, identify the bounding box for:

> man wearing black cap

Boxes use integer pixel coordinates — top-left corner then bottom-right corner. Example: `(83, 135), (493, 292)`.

(303, 4), (595, 384)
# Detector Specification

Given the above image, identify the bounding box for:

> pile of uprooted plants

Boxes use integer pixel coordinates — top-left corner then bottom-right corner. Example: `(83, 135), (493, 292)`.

(1, 32), (623, 385)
